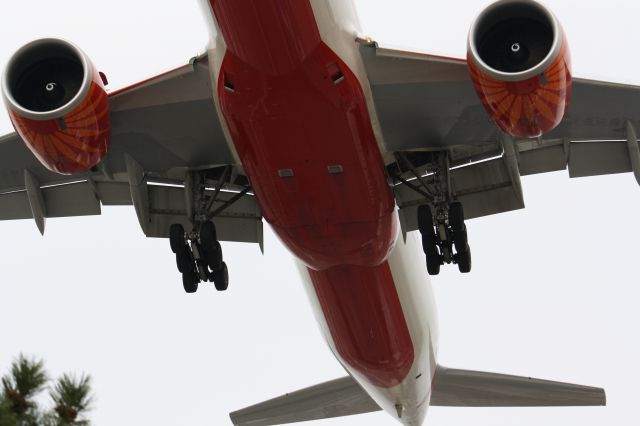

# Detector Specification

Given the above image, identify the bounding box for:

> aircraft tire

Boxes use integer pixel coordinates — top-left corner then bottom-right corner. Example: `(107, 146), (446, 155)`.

(206, 241), (223, 271)
(176, 246), (192, 273)
(169, 224), (185, 253)
(453, 225), (468, 252)
(449, 202), (465, 232)
(426, 254), (441, 275)
(457, 245), (472, 273)
(417, 205), (434, 235)
(199, 221), (218, 252)
(213, 262), (229, 291)
(182, 268), (199, 293)
(422, 233), (438, 256)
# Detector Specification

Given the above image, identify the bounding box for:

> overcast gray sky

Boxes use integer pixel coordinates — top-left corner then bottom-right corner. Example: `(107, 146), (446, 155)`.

(0, 1), (638, 425)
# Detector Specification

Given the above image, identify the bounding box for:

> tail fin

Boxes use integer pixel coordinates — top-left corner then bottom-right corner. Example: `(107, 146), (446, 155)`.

(431, 366), (606, 407)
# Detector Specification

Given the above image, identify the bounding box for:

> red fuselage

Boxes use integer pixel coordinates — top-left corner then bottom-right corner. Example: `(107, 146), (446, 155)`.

(203, 1), (431, 424)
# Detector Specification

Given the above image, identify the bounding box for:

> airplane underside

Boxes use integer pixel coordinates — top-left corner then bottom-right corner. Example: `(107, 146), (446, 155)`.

(3, 0), (633, 424)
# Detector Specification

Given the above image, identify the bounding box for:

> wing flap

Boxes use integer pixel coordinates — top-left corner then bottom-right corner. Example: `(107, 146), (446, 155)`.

(144, 184), (263, 246)
(0, 191), (32, 220)
(568, 140), (631, 178)
(395, 155), (525, 236)
(0, 181), (101, 222)
(229, 376), (381, 426)
(0, 54), (263, 245)
(431, 366), (606, 407)
(518, 139), (568, 176)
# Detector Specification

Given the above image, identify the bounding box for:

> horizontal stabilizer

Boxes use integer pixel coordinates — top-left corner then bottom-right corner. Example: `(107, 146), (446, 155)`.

(431, 366), (606, 407)
(229, 376), (381, 426)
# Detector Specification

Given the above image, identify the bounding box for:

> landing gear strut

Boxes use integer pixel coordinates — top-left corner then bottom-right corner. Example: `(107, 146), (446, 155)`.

(418, 202), (471, 275)
(168, 167), (245, 293)
(394, 151), (472, 275)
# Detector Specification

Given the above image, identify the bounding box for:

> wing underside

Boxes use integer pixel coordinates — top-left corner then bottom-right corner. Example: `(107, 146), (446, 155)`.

(358, 41), (640, 233)
(0, 54), (263, 247)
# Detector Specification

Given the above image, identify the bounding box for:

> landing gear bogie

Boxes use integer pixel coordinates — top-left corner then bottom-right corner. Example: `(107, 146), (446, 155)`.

(169, 219), (229, 294)
(417, 200), (472, 276)
(395, 150), (473, 276)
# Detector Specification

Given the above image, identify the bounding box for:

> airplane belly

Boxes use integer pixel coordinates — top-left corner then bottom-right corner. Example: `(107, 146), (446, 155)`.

(209, 0), (396, 270)
(297, 232), (439, 425)
(205, 1), (436, 424)
(308, 261), (415, 388)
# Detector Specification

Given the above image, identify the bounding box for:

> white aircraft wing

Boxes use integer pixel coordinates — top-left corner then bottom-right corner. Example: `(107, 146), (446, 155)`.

(359, 42), (640, 233)
(230, 366), (604, 425)
(0, 54), (263, 247)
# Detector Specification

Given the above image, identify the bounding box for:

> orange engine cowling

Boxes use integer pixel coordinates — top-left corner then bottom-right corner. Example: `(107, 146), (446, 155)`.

(2, 39), (110, 175)
(467, 0), (571, 138)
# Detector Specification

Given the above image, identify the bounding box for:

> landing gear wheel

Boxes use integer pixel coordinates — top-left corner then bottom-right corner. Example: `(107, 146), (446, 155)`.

(205, 241), (223, 271)
(169, 224), (185, 253)
(417, 205), (434, 235)
(421, 233), (438, 256)
(182, 268), (199, 293)
(426, 254), (441, 276)
(457, 245), (472, 273)
(452, 224), (468, 252)
(448, 202), (465, 232)
(176, 246), (192, 273)
(199, 221), (217, 252)
(212, 262), (229, 291)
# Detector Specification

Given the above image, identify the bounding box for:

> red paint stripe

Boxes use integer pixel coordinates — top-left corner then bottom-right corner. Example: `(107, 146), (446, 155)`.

(210, 0), (321, 75)
(309, 261), (415, 388)
(209, 0), (411, 387)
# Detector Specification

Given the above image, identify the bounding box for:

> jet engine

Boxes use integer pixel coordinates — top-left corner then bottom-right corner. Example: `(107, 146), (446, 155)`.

(2, 39), (111, 175)
(467, 0), (571, 138)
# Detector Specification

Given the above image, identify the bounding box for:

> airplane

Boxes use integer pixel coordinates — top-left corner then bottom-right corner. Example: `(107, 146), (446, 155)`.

(1, 0), (638, 424)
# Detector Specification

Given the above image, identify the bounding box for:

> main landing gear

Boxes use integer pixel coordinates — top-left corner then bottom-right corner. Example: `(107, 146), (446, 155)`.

(167, 168), (245, 293)
(170, 221), (229, 293)
(392, 151), (472, 275)
(418, 201), (471, 275)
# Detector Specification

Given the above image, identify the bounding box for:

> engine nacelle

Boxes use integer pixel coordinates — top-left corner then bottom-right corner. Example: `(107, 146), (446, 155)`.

(467, 0), (571, 138)
(2, 39), (110, 175)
